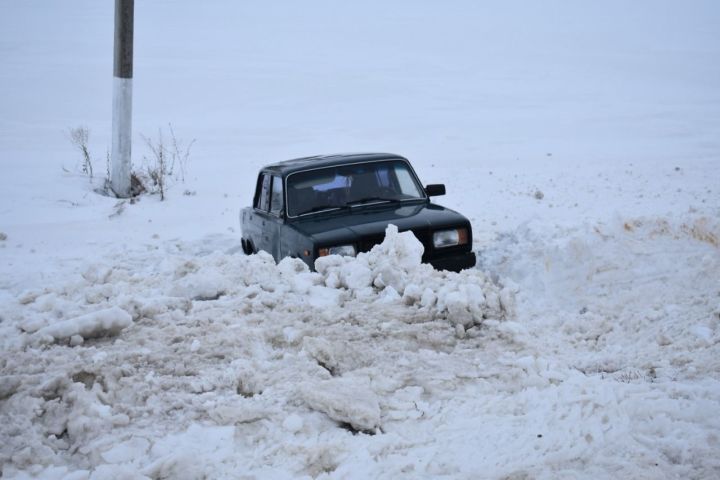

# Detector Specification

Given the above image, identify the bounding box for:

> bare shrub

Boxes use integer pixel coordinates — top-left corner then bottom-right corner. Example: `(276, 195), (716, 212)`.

(168, 123), (195, 182)
(139, 124), (195, 201)
(67, 123), (193, 200)
(68, 126), (94, 179)
(141, 128), (168, 200)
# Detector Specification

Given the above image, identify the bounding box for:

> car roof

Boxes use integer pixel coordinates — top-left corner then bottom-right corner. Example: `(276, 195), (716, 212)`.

(261, 152), (408, 176)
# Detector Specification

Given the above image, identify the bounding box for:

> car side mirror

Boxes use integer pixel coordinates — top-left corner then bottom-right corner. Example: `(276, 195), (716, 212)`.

(425, 184), (446, 196)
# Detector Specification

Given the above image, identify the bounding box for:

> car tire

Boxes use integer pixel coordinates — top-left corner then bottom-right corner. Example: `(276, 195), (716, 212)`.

(241, 238), (254, 255)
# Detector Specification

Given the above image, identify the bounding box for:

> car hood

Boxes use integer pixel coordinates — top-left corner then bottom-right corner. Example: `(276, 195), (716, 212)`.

(288, 201), (469, 245)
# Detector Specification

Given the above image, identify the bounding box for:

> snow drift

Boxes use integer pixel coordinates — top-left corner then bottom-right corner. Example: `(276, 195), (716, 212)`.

(0, 225), (514, 478)
(2, 216), (718, 479)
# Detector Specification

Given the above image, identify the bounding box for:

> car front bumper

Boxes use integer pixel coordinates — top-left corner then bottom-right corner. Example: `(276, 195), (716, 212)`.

(427, 251), (476, 272)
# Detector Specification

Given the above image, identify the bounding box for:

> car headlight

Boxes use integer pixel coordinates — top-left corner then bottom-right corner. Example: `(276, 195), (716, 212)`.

(433, 228), (468, 248)
(318, 244), (357, 257)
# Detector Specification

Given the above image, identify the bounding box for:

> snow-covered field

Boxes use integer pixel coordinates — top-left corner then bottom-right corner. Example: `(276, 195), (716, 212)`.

(1, 1), (719, 478)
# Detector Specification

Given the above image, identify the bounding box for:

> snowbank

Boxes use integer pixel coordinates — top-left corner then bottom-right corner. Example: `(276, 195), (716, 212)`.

(1, 217), (719, 479)
(1, 225), (514, 478)
(2, 210), (720, 480)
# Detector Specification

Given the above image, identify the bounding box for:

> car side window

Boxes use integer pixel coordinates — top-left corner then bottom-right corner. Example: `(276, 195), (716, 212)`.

(394, 164), (421, 196)
(270, 176), (283, 216)
(257, 174), (271, 211)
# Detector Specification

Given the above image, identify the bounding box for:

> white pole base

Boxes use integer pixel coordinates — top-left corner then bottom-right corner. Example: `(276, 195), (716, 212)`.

(111, 76), (133, 197)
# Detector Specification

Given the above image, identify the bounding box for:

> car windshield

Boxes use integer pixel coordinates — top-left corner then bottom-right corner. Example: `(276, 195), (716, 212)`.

(287, 160), (425, 217)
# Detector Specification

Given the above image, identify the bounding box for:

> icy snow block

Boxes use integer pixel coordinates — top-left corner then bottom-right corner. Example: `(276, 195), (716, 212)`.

(314, 224), (425, 294)
(301, 378), (381, 432)
(35, 306), (133, 343)
(0, 375), (21, 400)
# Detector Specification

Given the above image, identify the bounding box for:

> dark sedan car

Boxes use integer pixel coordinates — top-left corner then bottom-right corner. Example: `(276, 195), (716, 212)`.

(240, 153), (476, 272)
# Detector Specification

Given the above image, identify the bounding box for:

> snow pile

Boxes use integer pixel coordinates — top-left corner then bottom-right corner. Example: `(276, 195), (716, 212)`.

(316, 224), (424, 293)
(0, 226), (514, 478)
(316, 225), (513, 328)
(2, 218), (719, 478)
(2, 210), (720, 479)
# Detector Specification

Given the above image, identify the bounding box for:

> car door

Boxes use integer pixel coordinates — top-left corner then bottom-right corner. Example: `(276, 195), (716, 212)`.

(265, 174), (285, 260)
(246, 172), (272, 256)
(252, 172), (284, 260)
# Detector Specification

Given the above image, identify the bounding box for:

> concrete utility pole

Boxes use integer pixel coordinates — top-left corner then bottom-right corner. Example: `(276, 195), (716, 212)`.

(111, 0), (134, 197)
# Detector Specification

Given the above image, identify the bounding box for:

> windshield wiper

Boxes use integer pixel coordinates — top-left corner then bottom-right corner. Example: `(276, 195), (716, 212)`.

(297, 198), (402, 216)
(347, 197), (401, 207)
(296, 204), (349, 216)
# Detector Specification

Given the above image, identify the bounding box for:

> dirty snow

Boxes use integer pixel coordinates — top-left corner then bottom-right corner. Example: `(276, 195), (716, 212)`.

(1, 228), (516, 478)
(2, 217), (719, 478)
(2, 0), (720, 478)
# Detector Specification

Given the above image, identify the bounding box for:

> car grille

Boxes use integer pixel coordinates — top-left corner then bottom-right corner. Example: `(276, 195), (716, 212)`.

(358, 228), (432, 261)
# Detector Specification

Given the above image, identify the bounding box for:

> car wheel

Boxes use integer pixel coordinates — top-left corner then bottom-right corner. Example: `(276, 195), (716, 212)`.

(241, 238), (253, 255)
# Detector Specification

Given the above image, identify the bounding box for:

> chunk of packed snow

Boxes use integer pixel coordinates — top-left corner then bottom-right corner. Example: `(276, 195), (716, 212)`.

(141, 425), (234, 479)
(315, 224), (425, 294)
(100, 437), (151, 464)
(303, 337), (340, 375)
(282, 414), (304, 433)
(0, 375), (21, 400)
(301, 378), (381, 431)
(33, 307), (132, 344)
